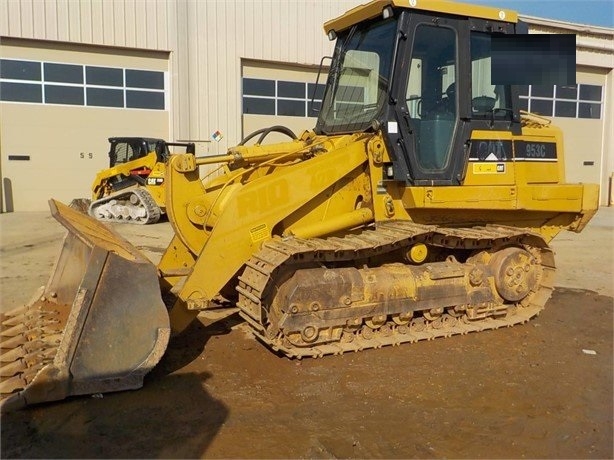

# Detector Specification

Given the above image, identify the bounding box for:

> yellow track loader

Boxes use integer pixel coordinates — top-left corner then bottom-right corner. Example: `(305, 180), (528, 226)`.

(86, 137), (195, 224)
(0, 0), (599, 411)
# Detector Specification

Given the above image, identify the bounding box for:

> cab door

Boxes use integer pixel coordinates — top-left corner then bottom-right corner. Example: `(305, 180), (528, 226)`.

(391, 13), (468, 185)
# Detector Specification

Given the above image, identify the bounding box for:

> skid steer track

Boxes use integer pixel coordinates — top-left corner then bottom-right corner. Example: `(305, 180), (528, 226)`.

(237, 221), (555, 358)
(89, 188), (161, 224)
(0, 200), (170, 412)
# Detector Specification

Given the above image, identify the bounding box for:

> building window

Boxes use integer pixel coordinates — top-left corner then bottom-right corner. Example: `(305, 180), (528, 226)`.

(277, 80), (305, 98)
(126, 69), (164, 90)
(86, 87), (124, 107)
(0, 58), (166, 110)
(519, 83), (603, 119)
(242, 77), (324, 118)
(126, 90), (165, 110)
(44, 63), (82, 84)
(278, 99), (305, 116)
(244, 78), (275, 97)
(0, 81), (41, 102)
(86, 66), (123, 87)
(308, 82), (325, 114)
(578, 102), (601, 119)
(243, 97), (276, 115)
(0, 59), (41, 81)
(45, 85), (84, 105)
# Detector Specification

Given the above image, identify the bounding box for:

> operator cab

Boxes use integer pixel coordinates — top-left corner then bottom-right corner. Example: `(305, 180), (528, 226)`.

(316, 1), (521, 185)
(108, 137), (169, 167)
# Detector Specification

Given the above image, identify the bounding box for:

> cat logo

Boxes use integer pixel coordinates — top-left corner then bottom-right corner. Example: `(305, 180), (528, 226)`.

(473, 163), (505, 174)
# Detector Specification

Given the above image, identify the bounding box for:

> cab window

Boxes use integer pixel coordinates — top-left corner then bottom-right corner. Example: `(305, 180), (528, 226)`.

(404, 24), (457, 171)
(471, 32), (512, 118)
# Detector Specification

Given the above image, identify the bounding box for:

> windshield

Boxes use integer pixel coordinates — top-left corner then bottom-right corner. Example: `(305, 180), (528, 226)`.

(470, 32), (511, 118)
(316, 18), (398, 134)
(112, 142), (143, 165)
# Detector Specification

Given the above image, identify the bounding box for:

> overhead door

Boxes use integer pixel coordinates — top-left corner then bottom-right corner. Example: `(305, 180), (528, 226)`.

(1, 38), (170, 211)
(518, 66), (607, 201)
(241, 60), (326, 144)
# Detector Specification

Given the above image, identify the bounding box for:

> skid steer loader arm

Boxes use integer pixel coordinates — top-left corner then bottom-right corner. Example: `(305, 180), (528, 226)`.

(0, 199), (170, 412)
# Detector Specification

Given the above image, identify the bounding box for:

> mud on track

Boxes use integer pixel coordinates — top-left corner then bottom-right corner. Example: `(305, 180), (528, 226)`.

(1, 287), (612, 459)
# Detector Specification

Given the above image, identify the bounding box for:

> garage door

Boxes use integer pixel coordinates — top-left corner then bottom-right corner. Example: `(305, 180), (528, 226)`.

(0, 38), (170, 212)
(241, 60), (326, 145)
(517, 66), (607, 198)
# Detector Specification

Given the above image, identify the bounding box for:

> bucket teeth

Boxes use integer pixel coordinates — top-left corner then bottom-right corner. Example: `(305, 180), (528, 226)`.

(1, 346), (29, 363)
(23, 349), (56, 367)
(2, 317), (24, 327)
(0, 324), (28, 338)
(0, 335), (27, 350)
(0, 375), (27, 395)
(0, 303), (64, 401)
(39, 333), (63, 347)
(0, 360), (27, 378)
(1, 328), (44, 346)
(0, 341), (47, 362)
(0, 349), (55, 378)
(0, 363), (50, 397)
(2, 309), (58, 327)
(0, 305), (29, 319)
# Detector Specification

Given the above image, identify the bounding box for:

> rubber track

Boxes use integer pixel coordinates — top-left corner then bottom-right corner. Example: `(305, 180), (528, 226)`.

(237, 221), (556, 358)
(89, 187), (160, 225)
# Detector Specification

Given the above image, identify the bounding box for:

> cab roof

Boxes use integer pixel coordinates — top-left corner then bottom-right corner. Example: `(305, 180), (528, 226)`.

(324, 0), (518, 35)
(108, 137), (165, 144)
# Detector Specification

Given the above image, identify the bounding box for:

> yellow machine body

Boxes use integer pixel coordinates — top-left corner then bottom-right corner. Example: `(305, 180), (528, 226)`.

(87, 138), (194, 225)
(158, 125), (597, 332)
(0, 0), (599, 409)
(91, 151), (166, 209)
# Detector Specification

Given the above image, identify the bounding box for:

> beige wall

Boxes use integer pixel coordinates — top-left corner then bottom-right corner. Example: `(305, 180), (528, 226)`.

(1, 2), (612, 206)
(1, 105), (168, 211)
(524, 16), (614, 204)
(241, 59), (323, 144)
(1, 0), (357, 212)
(169, 1), (359, 148)
(602, 69), (614, 205)
(549, 68), (607, 195)
(0, 0), (360, 150)
(0, 39), (169, 211)
(0, 36), (169, 70)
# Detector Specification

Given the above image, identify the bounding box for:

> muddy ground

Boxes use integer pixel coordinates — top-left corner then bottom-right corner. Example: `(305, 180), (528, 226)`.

(0, 209), (612, 459)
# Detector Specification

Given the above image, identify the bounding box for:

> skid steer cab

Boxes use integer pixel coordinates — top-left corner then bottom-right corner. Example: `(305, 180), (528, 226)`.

(0, 0), (599, 411)
(87, 137), (196, 225)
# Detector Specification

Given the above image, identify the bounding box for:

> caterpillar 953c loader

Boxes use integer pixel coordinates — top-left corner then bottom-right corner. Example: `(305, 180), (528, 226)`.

(0, 0), (599, 411)
(84, 137), (195, 224)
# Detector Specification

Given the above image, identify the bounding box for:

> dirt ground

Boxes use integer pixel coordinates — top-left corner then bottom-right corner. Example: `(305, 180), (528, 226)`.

(0, 208), (612, 459)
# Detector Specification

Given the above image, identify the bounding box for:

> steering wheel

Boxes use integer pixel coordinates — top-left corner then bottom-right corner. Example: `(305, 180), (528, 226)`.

(239, 125), (297, 146)
(445, 83), (455, 99)
(472, 96), (497, 113)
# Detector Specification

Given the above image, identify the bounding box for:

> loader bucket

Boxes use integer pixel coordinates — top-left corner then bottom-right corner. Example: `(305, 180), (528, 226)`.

(0, 199), (170, 412)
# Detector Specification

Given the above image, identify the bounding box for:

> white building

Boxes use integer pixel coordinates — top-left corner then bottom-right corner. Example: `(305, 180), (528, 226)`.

(1, 0), (612, 211)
